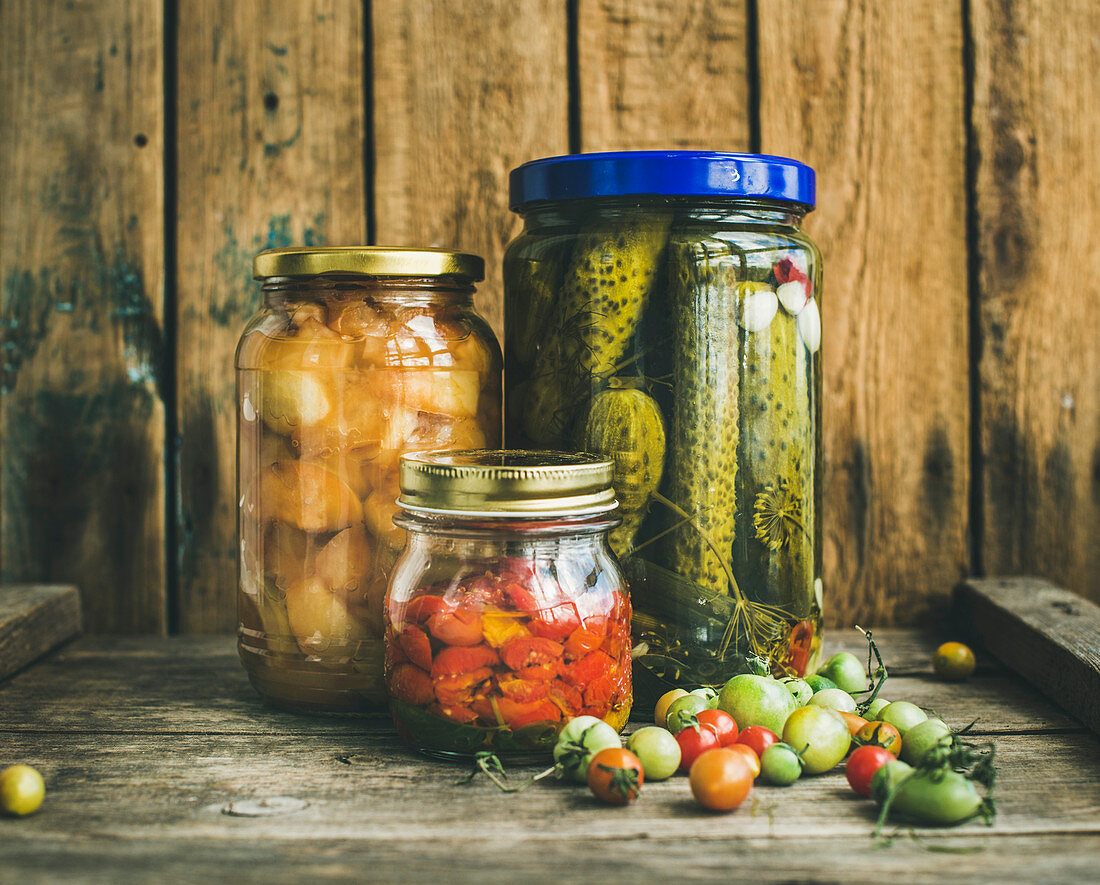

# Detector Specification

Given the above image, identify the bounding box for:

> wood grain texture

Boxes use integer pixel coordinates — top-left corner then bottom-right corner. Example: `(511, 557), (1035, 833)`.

(0, 633), (1081, 736)
(757, 1), (970, 626)
(0, 584), (81, 681)
(970, 0), (1100, 603)
(371, 0), (569, 338)
(576, 0), (750, 151)
(1, 632), (1099, 882)
(175, 0), (367, 632)
(0, 0), (166, 632)
(956, 576), (1100, 734)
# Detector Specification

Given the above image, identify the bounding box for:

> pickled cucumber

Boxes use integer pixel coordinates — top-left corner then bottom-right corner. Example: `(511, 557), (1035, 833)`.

(661, 248), (743, 596)
(521, 217), (670, 445)
(576, 385), (666, 557)
(738, 306), (814, 609)
(503, 237), (565, 369)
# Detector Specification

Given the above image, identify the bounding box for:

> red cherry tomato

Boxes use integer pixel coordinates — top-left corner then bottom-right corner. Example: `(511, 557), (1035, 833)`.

(696, 709), (739, 746)
(846, 744), (895, 797)
(676, 725), (721, 772)
(736, 725), (779, 759)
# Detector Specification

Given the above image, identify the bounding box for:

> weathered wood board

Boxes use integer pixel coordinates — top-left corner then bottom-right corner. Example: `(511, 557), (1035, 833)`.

(1, 631), (1097, 882)
(0, 584), (81, 681)
(175, 0), (367, 632)
(757, 0), (971, 626)
(576, 0), (750, 151)
(0, 0), (167, 633)
(970, 0), (1100, 604)
(371, 0), (568, 339)
(956, 576), (1100, 734)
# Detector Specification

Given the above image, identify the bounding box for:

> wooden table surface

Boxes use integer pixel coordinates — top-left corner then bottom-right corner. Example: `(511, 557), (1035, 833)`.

(1, 629), (1097, 883)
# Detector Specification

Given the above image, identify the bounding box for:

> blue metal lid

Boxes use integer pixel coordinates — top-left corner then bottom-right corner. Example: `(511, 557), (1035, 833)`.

(510, 151), (815, 210)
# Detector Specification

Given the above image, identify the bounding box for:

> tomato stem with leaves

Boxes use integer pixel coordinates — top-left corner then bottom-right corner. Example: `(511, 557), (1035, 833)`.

(854, 625), (889, 715)
(873, 733), (997, 838)
(456, 751), (529, 793)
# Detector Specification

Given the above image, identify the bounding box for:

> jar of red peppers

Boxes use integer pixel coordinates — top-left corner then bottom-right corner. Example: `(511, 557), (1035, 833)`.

(385, 450), (632, 758)
(237, 248), (502, 714)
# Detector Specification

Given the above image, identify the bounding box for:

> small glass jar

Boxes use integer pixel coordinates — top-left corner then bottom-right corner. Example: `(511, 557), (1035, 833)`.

(504, 152), (823, 709)
(237, 248), (502, 714)
(385, 450), (632, 758)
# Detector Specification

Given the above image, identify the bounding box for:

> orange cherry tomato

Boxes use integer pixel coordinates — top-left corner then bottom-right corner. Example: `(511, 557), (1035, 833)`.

(856, 720), (902, 757)
(689, 748), (754, 812)
(726, 742), (761, 778)
(586, 748), (644, 805)
(840, 711), (870, 737)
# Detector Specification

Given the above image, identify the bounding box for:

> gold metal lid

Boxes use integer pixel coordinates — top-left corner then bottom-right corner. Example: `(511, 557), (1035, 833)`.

(398, 450), (617, 517)
(252, 247), (485, 281)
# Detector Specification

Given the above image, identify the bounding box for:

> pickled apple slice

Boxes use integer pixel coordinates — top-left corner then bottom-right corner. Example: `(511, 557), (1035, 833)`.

(260, 371), (333, 435)
(263, 318), (354, 370)
(260, 460), (362, 533)
(263, 522), (313, 589)
(283, 576), (368, 653)
(376, 369), (481, 418)
(294, 444), (377, 499)
(364, 485), (404, 550)
(316, 524), (374, 598)
(292, 377), (387, 453)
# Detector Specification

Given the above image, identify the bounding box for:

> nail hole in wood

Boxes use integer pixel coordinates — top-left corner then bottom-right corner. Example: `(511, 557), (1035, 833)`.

(134, 134), (148, 147)
(263, 92), (279, 112)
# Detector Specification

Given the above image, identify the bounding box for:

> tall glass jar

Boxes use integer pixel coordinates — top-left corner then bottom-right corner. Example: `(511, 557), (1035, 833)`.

(237, 248), (502, 714)
(385, 450), (631, 758)
(504, 152), (822, 709)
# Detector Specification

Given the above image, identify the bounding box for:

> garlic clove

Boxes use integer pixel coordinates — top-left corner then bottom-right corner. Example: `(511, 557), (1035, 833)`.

(739, 289), (779, 332)
(777, 280), (811, 315)
(797, 298), (821, 353)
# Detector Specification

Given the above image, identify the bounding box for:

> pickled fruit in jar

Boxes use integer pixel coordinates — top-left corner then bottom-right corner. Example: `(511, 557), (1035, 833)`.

(385, 557), (632, 755)
(238, 248), (500, 715)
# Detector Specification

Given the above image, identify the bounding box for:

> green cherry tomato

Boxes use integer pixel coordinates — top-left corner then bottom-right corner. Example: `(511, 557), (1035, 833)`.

(817, 652), (867, 694)
(626, 726), (682, 781)
(804, 674), (837, 694)
(0, 764), (45, 817)
(879, 701), (928, 736)
(717, 675), (796, 736)
(871, 759), (914, 804)
(760, 743), (803, 785)
(934, 642), (976, 681)
(554, 716), (622, 783)
(665, 694), (711, 734)
(781, 705), (851, 774)
(900, 718), (953, 765)
(807, 687), (857, 713)
(783, 678), (814, 706)
(892, 769), (983, 824)
(864, 697), (891, 719)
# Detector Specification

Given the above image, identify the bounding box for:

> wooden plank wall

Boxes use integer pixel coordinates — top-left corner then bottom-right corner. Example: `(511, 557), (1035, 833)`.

(0, 0), (1096, 633)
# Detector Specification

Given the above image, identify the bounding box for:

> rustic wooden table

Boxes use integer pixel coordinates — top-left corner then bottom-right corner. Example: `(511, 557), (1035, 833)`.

(1, 628), (1097, 883)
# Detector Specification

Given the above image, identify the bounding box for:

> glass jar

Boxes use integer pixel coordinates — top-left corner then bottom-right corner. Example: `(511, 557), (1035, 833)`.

(504, 152), (823, 709)
(237, 247), (502, 714)
(385, 450), (631, 758)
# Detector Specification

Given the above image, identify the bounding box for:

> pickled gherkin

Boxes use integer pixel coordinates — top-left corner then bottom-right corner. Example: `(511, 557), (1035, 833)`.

(738, 307), (814, 611)
(520, 217), (670, 445)
(576, 385), (666, 557)
(662, 247), (742, 596)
